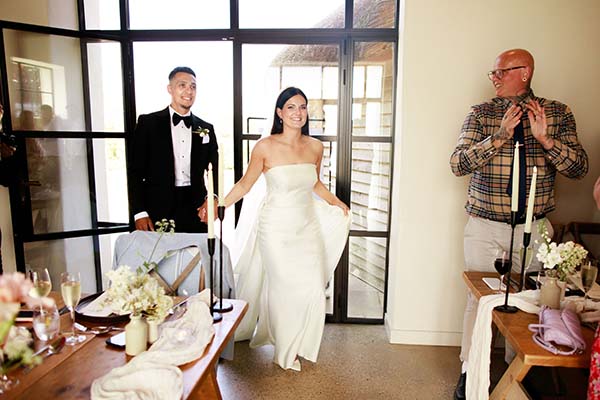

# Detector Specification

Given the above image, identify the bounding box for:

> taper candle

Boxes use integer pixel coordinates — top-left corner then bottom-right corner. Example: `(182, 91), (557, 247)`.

(207, 163), (215, 238)
(511, 141), (519, 212)
(218, 149), (224, 206)
(524, 166), (538, 233)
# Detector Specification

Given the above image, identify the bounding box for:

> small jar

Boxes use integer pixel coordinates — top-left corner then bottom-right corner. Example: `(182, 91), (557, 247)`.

(540, 275), (561, 309)
(147, 318), (161, 345)
(125, 314), (148, 356)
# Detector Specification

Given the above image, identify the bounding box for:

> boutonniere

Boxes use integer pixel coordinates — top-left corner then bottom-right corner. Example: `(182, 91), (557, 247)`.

(193, 128), (210, 137)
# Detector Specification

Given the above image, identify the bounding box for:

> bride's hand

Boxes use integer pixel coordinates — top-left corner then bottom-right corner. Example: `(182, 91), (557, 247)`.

(332, 200), (349, 216)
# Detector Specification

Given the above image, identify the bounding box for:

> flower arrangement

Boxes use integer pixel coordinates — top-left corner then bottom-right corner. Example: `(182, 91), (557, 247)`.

(104, 266), (173, 320)
(193, 127), (209, 138)
(103, 219), (175, 321)
(0, 272), (54, 373)
(536, 222), (588, 281)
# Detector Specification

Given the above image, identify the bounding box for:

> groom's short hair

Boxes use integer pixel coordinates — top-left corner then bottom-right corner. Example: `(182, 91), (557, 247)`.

(168, 66), (196, 80)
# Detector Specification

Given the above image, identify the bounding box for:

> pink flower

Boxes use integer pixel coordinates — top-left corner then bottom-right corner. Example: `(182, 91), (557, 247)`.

(0, 272), (55, 310)
(0, 273), (32, 303)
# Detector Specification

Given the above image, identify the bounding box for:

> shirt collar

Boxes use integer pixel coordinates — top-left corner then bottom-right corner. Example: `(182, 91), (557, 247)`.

(168, 106), (191, 118)
(494, 88), (536, 109)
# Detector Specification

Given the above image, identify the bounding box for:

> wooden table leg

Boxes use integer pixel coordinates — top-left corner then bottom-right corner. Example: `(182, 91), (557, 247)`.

(188, 362), (222, 400)
(490, 356), (531, 400)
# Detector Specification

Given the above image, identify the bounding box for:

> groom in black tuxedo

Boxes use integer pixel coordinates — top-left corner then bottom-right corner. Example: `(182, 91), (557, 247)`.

(129, 66), (218, 233)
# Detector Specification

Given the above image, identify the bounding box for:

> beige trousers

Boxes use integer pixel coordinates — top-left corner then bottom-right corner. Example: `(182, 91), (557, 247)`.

(459, 216), (552, 364)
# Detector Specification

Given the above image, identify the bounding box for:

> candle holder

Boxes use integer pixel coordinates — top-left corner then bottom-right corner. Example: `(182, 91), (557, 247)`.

(212, 206), (233, 313)
(495, 212), (519, 313)
(207, 237), (223, 323)
(518, 231), (531, 292)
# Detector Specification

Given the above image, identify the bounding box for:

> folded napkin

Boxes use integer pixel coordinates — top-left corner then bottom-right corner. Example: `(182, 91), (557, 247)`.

(563, 296), (600, 323)
(91, 290), (215, 400)
(466, 290), (540, 400)
(569, 274), (600, 300)
(80, 292), (127, 318)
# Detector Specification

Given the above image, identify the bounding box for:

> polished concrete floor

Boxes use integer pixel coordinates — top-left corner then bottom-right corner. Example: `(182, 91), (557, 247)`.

(218, 323), (589, 399)
(218, 324), (461, 399)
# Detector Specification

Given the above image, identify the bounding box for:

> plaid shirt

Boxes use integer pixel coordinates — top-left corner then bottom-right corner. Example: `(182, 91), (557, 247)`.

(450, 89), (588, 223)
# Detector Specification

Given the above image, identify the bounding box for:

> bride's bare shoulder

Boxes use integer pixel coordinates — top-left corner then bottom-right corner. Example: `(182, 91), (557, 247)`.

(304, 136), (324, 151)
(254, 136), (272, 148)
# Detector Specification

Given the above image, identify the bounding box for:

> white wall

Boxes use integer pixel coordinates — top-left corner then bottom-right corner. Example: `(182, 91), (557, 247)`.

(386, 0), (600, 345)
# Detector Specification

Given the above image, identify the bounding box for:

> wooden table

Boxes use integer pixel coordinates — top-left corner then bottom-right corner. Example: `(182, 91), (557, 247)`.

(463, 272), (594, 399)
(5, 297), (247, 400)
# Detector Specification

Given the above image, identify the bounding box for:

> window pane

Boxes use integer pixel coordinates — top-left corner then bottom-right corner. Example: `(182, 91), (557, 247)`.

(348, 236), (386, 318)
(242, 44), (339, 138)
(87, 41), (124, 132)
(0, 0), (78, 30)
(24, 236), (96, 293)
(352, 41), (394, 137)
(354, 0), (396, 29)
(129, 0), (229, 29)
(133, 41), (234, 236)
(239, 0), (344, 29)
(84, 0), (120, 30)
(27, 138), (92, 234)
(350, 142), (390, 231)
(4, 29), (86, 131)
(93, 139), (128, 224)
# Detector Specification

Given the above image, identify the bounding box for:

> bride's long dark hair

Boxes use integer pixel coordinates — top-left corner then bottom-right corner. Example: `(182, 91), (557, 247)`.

(270, 87), (309, 135)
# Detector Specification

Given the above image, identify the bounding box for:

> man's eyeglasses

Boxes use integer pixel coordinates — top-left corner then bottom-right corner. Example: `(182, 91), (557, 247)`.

(487, 66), (526, 80)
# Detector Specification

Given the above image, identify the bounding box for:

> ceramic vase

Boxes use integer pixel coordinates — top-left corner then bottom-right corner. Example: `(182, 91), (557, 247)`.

(147, 318), (160, 344)
(539, 275), (561, 309)
(125, 314), (148, 356)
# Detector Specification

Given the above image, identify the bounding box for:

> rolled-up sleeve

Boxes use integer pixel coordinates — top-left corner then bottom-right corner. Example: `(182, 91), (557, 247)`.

(450, 109), (498, 177)
(544, 106), (588, 180)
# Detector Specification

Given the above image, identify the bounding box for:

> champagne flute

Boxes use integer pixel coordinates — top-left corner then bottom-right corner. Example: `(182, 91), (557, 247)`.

(494, 249), (511, 293)
(581, 262), (598, 312)
(60, 272), (85, 345)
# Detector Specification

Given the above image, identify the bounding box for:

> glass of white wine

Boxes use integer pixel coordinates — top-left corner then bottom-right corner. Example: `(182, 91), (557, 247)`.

(29, 268), (52, 300)
(581, 261), (599, 312)
(60, 271), (85, 345)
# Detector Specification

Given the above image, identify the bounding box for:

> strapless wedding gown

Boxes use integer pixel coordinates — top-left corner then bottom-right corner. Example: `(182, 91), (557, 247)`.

(234, 163), (350, 370)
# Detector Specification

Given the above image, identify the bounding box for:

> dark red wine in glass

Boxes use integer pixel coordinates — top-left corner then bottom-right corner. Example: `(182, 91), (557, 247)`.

(494, 258), (511, 276)
(493, 250), (510, 291)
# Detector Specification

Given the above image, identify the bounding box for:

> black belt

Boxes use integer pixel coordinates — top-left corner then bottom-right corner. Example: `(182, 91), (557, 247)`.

(486, 213), (546, 225)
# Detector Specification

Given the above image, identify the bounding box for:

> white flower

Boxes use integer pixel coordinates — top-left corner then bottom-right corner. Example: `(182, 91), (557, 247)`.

(104, 265), (173, 320)
(536, 222), (588, 281)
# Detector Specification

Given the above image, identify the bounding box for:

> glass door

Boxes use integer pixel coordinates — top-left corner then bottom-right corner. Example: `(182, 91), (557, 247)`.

(241, 43), (342, 315)
(2, 28), (129, 292)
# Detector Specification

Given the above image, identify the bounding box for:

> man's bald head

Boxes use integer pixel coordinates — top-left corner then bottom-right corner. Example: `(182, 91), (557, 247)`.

(491, 49), (535, 98)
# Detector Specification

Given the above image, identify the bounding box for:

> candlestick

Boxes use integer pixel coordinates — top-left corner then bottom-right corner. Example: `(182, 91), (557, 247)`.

(213, 206), (233, 313)
(206, 163), (215, 238)
(218, 149), (224, 206)
(495, 211), (519, 313)
(511, 141), (519, 212)
(207, 238), (222, 323)
(524, 166), (538, 234)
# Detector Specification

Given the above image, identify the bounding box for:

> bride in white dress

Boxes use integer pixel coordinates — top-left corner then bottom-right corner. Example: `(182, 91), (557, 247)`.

(222, 87), (350, 371)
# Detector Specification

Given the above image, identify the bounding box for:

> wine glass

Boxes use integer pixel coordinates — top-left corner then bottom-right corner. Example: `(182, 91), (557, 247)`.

(494, 249), (511, 293)
(517, 246), (535, 290)
(32, 305), (60, 341)
(60, 272), (85, 345)
(581, 262), (598, 312)
(29, 268), (52, 301)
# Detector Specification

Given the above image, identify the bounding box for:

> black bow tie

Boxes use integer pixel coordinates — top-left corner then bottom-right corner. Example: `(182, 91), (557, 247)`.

(172, 113), (192, 128)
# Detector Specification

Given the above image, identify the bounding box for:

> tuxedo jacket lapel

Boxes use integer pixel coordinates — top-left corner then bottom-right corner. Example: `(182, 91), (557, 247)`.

(158, 107), (175, 183)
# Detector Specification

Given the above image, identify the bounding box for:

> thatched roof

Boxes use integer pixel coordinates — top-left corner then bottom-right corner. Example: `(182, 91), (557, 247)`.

(271, 0), (395, 66)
